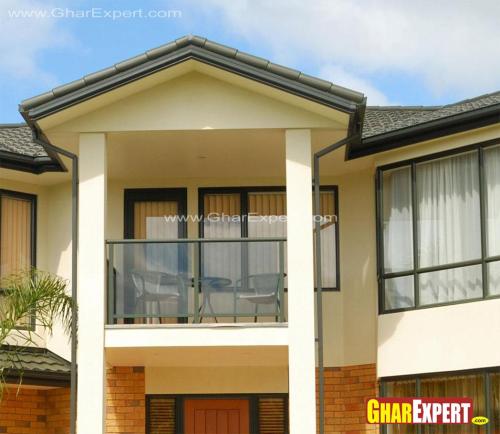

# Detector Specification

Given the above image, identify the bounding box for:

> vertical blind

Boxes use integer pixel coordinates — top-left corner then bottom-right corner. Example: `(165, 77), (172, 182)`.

(202, 193), (242, 284)
(133, 201), (179, 239)
(131, 200), (182, 324)
(0, 195), (33, 280)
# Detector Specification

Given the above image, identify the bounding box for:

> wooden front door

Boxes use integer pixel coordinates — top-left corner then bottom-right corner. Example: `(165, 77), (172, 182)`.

(184, 399), (250, 434)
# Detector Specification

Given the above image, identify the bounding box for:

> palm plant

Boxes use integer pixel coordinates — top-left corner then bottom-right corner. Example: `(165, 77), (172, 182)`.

(0, 269), (74, 398)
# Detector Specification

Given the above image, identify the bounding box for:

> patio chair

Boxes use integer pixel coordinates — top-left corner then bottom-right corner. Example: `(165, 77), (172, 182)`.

(130, 269), (186, 324)
(235, 273), (283, 322)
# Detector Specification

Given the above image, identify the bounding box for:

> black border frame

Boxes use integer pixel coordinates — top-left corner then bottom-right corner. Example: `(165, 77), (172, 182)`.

(146, 393), (289, 434)
(124, 188), (188, 239)
(198, 186), (340, 291)
(0, 189), (37, 330)
(375, 139), (500, 314)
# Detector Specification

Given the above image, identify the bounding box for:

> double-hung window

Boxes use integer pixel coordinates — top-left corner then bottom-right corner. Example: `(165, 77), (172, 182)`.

(0, 190), (36, 327)
(377, 143), (500, 312)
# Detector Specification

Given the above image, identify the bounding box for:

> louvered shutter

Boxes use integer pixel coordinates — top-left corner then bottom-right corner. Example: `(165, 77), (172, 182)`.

(258, 397), (288, 434)
(147, 397), (176, 434)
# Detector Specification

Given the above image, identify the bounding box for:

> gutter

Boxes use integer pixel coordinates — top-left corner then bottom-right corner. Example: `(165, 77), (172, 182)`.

(313, 133), (361, 434)
(0, 150), (62, 174)
(19, 109), (78, 434)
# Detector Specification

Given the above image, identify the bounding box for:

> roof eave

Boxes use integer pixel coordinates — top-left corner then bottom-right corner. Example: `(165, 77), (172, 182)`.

(348, 103), (500, 159)
(21, 45), (362, 122)
(0, 150), (63, 174)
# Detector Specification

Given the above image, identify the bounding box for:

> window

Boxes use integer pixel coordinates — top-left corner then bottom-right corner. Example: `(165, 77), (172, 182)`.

(0, 190), (36, 328)
(199, 186), (339, 290)
(381, 368), (499, 434)
(377, 143), (500, 312)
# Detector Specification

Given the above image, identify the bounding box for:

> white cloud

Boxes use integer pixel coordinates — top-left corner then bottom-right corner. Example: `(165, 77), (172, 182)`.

(318, 65), (391, 105)
(0, 0), (73, 84)
(190, 0), (500, 100)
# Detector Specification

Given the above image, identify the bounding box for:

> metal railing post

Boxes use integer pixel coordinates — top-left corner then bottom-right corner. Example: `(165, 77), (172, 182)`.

(107, 243), (114, 324)
(279, 240), (285, 322)
(193, 241), (200, 323)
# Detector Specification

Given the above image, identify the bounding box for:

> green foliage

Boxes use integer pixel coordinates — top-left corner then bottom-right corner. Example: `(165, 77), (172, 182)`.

(0, 269), (74, 398)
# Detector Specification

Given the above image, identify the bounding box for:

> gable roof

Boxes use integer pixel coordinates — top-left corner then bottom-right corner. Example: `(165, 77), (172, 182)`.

(20, 35), (365, 121)
(0, 346), (70, 386)
(0, 124), (63, 173)
(0, 35), (498, 169)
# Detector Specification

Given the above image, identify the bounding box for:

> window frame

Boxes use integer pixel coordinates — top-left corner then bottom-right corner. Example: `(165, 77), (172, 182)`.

(376, 139), (500, 314)
(379, 366), (500, 434)
(0, 189), (37, 330)
(198, 185), (340, 291)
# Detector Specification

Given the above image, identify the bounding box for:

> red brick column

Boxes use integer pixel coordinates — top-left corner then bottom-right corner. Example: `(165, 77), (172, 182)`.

(106, 366), (145, 434)
(317, 363), (379, 434)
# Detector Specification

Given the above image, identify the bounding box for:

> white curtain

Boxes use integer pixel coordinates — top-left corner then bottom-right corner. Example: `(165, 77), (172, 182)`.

(382, 166), (414, 308)
(485, 145), (500, 295)
(383, 166), (414, 273)
(417, 151), (482, 304)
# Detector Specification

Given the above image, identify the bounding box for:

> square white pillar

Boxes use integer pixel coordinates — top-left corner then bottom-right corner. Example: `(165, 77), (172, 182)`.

(77, 133), (107, 434)
(285, 129), (317, 434)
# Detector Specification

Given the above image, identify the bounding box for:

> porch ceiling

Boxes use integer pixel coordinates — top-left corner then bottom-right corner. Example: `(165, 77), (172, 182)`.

(108, 129), (373, 180)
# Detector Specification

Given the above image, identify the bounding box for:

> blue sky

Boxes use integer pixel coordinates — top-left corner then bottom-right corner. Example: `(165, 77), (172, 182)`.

(1, 0), (499, 123)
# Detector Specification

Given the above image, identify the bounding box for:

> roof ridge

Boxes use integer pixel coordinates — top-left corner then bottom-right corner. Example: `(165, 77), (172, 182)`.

(20, 34), (365, 111)
(0, 123), (28, 128)
(367, 105), (441, 110)
(444, 90), (500, 107)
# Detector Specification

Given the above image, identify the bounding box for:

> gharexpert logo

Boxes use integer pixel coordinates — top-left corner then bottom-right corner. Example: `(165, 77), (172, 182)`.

(365, 397), (487, 425)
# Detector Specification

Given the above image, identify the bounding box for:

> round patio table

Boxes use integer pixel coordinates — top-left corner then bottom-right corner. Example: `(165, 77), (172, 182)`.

(198, 276), (232, 322)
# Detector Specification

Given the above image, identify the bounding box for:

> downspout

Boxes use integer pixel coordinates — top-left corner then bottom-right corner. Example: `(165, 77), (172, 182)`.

(19, 112), (78, 434)
(313, 112), (364, 433)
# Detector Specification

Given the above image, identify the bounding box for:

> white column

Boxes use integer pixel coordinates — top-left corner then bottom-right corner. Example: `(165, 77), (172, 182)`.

(77, 133), (107, 434)
(285, 129), (317, 434)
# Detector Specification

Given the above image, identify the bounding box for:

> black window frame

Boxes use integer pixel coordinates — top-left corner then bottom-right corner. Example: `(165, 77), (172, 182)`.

(379, 366), (500, 434)
(376, 139), (500, 314)
(198, 185), (340, 291)
(0, 189), (37, 331)
(124, 188), (188, 239)
(146, 393), (289, 434)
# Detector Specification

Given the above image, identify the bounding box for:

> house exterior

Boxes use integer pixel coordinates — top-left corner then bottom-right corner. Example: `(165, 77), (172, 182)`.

(0, 35), (499, 434)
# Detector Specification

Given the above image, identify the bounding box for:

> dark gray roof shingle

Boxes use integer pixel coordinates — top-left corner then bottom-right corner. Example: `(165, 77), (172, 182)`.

(0, 346), (70, 376)
(363, 91), (500, 138)
(20, 34), (365, 113)
(0, 124), (47, 158)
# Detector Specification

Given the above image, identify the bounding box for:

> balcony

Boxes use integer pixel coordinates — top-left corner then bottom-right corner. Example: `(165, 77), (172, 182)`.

(106, 238), (287, 325)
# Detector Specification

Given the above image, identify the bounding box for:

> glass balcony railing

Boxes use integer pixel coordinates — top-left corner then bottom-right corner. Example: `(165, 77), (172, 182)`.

(106, 238), (287, 325)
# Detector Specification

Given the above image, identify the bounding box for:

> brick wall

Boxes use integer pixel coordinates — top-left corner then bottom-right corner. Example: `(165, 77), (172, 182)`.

(46, 387), (70, 434)
(0, 386), (70, 434)
(105, 366), (145, 434)
(317, 363), (379, 434)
